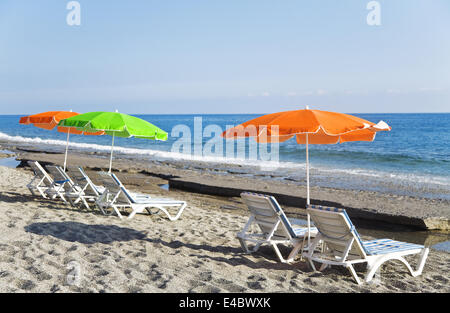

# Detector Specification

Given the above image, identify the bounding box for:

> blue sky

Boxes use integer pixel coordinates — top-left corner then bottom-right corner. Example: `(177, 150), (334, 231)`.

(0, 0), (449, 114)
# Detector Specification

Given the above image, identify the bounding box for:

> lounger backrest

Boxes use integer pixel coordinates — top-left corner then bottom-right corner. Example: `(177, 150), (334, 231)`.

(56, 166), (75, 186)
(78, 167), (103, 195)
(111, 173), (138, 204)
(66, 167), (99, 196)
(240, 192), (296, 239)
(28, 161), (53, 186)
(97, 172), (130, 204)
(306, 206), (367, 259)
(46, 166), (70, 185)
(28, 161), (45, 178)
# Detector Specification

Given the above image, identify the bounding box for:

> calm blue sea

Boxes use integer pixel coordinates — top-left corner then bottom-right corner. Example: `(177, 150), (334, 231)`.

(0, 113), (449, 199)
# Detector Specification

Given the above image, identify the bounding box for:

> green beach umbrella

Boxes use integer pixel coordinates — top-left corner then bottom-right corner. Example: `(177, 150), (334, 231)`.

(58, 111), (168, 173)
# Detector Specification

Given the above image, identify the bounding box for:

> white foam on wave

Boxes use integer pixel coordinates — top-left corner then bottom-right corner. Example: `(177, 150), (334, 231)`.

(0, 131), (293, 169)
(315, 165), (450, 187)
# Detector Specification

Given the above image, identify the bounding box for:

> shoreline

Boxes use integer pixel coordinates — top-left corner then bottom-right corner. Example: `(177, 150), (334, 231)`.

(1, 141), (449, 231)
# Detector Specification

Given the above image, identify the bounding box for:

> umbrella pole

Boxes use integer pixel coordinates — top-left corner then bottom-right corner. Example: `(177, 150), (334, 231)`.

(109, 133), (115, 173)
(64, 131), (70, 172)
(306, 133), (311, 246)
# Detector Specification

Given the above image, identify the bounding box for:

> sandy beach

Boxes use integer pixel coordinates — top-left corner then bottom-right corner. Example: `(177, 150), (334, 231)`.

(0, 158), (449, 293)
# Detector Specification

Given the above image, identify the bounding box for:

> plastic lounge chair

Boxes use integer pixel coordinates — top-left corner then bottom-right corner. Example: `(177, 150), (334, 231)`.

(26, 161), (67, 202)
(303, 205), (430, 284)
(62, 166), (105, 209)
(238, 192), (318, 263)
(95, 172), (187, 221)
(44, 165), (73, 203)
(26, 161), (54, 199)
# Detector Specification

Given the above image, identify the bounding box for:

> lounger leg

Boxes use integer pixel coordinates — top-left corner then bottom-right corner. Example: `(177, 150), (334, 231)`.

(128, 208), (139, 219)
(37, 186), (48, 199)
(308, 259), (317, 271)
(112, 205), (123, 219)
(238, 238), (250, 253)
(157, 203), (186, 221)
(80, 197), (90, 210)
(364, 248), (429, 283)
(53, 184), (68, 203)
(27, 177), (39, 197)
(286, 241), (304, 263)
(68, 194), (78, 207)
(134, 203), (186, 221)
(98, 204), (119, 217)
(347, 264), (363, 285)
(252, 242), (263, 252)
(319, 263), (329, 271)
(35, 177), (49, 198)
(413, 248), (429, 277)
(272, 243), (288, 263)
(303, 236), (322, 271)
(73, 197), (82, 205)
(36, 180), (49, 198)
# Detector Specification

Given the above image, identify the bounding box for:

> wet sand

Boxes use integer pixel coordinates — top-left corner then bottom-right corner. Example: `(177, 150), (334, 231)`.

(0, 160), (449, 292)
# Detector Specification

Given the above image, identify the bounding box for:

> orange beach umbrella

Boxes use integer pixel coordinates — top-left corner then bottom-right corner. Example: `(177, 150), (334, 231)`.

(223, 107), (391, 144)
(223, 106), (391, 243)
(19, 111), (103, 170)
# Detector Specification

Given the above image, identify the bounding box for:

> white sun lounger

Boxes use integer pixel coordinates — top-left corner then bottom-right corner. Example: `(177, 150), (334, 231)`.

(61, 166), (105, 209)
(238, 192), (318, 263)
(95, 172), (187, 221)
(26, 161), (68, 202)
(44, 165), (74, 203)
(303, 205), (430, 284)
(27, 161), (53, 199)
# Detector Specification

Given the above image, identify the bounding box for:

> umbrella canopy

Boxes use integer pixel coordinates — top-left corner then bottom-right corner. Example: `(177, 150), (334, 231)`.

(58, 111), (168, 172)
(222, 107), (391, 244)
(19, 111), (104, 170)
(223, 108), (391, 144)
(58, 111), (168, 140)
(20, 111), (78, 131)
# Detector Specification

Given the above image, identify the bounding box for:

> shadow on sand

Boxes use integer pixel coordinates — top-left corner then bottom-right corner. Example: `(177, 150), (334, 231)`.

(25, 222), (148, 244)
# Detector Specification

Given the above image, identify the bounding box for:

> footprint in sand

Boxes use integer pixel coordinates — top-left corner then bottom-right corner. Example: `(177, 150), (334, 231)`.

(12, 240), (31, 249)
(95, 269), (109, 277)
(188, 283), (222, 293)
(213, 278), (246, 293)
(66, 244), (78, 252)
(15, 279), (36, 291)
(26, 265), (52, 281)
(127, 285), (143, 293)
(198, 271), (213, 282)
(303, 277), (318, 286)
(190, 259), (205, 269)
(84, 253), (106, 264)
(147, 264), (171, 289)
(50, 284), (60, 293)
(246, 274), (267, 290)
